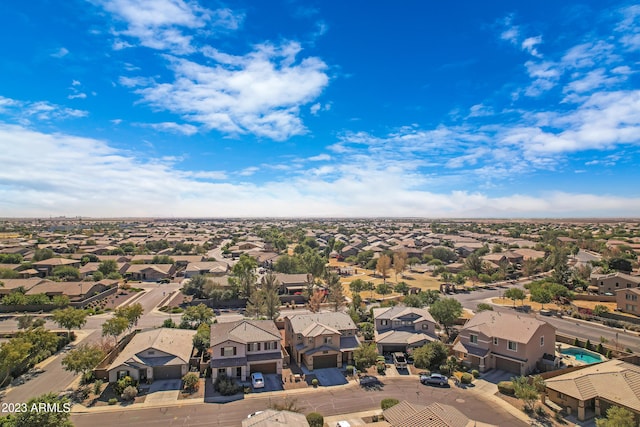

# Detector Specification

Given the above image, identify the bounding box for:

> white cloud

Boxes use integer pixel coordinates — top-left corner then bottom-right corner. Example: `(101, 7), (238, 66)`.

(521, 36), (543, 58)
(310, 103), (321, 115)
(0, 96), (87, 123)
(308, 154), (331, 161)
(111, 119), (123, 125)
(50, 47), (69, 58)
(467, 103), (494, 118)
(68, 93), (87, 100)
(127, 42), (328, 140)
(140, 121), (198, 135)
(97, 0), (243, 54)
(238, 166), (259, 176)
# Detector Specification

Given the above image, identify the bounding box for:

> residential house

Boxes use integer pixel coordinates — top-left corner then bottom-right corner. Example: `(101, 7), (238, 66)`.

(544, 360), (640, 422)
(125, 264), (176, 281)
(592, 272), (640, 295)
(453, 311), (556, 375)
(616, 288), (640, 314)
(372, 305), (438, 354)
(32, 257), (81, 277)
(209, 319), (283, 382)
(274, 273), (310, 295)
(284, 312), (360, 370)
(184, 261), (229, 278)
(382, 400), (496, 427)
(107, 328), (196, 383)
(242, 410), (309, 427)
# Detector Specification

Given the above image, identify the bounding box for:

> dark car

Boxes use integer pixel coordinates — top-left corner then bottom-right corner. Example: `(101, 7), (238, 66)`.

(420, 372), (449, 386)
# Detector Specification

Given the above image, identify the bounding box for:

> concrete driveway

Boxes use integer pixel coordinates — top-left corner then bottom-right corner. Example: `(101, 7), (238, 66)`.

(477, 369), (514, 384)
(311, 368), (348, 386)
(251, 374), (283, 393)
(144, 379), (181, 404)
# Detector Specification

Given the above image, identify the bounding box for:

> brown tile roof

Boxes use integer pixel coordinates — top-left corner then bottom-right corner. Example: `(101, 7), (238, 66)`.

(109, 328), (196, 371)
(461, 311), (554, 344)
(210, 320), (281, 347)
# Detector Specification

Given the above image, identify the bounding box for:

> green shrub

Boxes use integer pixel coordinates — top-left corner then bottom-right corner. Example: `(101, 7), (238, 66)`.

(606, 349), (612, 358)
(182, 372), (199, 392)
(381, 398), (400, 410)
(584, 339), (591, 350)
(461, 373), (473, 384)
(311, 378), (319, 387)
(114, 376), (136, 395)
(596, 343), (604, 354)
(471, 369), (480, 378)
(92, 379), (103, 395)
(108, 398), (118, 405)
(345, 365), (355, 375)
(121, 385), (138, 401)
(213, 375), (242, 396)
(573, 338), (580, 347)
(306, 412), (324, 427)
(497, 381), (515, 395)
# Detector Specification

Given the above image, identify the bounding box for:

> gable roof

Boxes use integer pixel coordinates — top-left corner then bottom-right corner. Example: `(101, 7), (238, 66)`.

(545, 360), (640, 412)
(382, 400), (486, 427)
(109, 328), (196, 370)
(242, 409), (309, 427)
(461, 311), (554, 344)
(286, 312), (356, 334)
(210, 319), (281, 347)
(373, 304), (436, 324)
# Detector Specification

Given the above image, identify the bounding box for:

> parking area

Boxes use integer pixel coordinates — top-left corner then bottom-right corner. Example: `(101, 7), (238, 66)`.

(478, 369), (512, 384)
(309, 368), (348, 387)
(144, 379), (181, 404)
(251, 374), (283, 393)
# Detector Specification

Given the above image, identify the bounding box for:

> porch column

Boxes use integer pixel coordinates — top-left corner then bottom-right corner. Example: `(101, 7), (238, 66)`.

(595, 399), (601, 417)
(578, 401), (585, 421)
(478, 356), (486, 372)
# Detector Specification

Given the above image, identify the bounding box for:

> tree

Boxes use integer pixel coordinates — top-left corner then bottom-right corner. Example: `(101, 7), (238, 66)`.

(97, 260), (118, 276)
(349, 278), (366, 295)
(32, 248), (54, 262)
(504, 288), (526, 307)
(6, 393), (73, 427)
(274, 255), (302, 274)
(182, 274), (209, 299)
(181, 304), (215, 328)
(245, 290), (265, 319)
(52, 266), (80, 281)
(353, 343), (378, 370)
(326, 273), (345, 312)
(393, 251), (407, 282)
(512, 375), (539, 412)
(307, 289), (324, 313)
(376, 255), (391, 284)
(52, 307), (88, 338)
(403, 294), (423, 308)
(412, 341), (448, 370)
(259, 272), (281, 320)
(232, 254), (258, 298)
(192, 323), (210, 353)
(394, 281), (410, 295)
(529, 287), (552, 309)
(596, 405), (636, 427)
(593, 304), (610, 317)
(306, 412), (324, 427)
(17, 314), (45, 330)
(114, 303), (144, 332)
(464, 253), (483, 274)
(609, 257), (633, 273)
(429, 297), (463, 336)
(431, 247), (457, 263)
(0, 338), (33, 387)
(376, 282), (392, 296)
(102, 316), (128, 345)
(418, 289), (440, 306)
(61, 343), (105, 377)
(522, 258), (538, 277)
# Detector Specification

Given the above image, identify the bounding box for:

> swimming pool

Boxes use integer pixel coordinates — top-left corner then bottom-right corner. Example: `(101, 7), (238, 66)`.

(560, 347), (603, 364)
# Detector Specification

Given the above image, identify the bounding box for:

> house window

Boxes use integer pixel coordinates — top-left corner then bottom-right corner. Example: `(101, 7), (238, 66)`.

(470, 334), (478, 344)
(493, 337), (498, 345)
(558, 392), (564, 399)
(422, 324), (429, 330)
(540, 336), (544, 347)
(508, 341), (518, 351)
(148, 350), (155, 355)
(297, 334), (302, 340)
(324, 337), (332, 345)
(117, 370), (128, 380)
(222, 346), (236, 357)
(247, 343), (261, 352)
(308, 338), (313, 344)
(381, 319), (388, 326)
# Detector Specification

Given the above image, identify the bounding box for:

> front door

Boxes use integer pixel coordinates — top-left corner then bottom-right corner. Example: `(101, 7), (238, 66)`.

(236, 367), (242, 378)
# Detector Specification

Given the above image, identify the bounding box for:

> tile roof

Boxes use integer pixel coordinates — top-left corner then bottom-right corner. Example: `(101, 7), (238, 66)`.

(242, 409), (309, 427)
(376, 330), (436, 346)
(286, 312), (357, 334)
(545, 360), (640, 412)
(373, 305), (436, 324)
(210, 320), (281, 347)
(109, 328), (196, 371)
(383, 401), (484, 427)
(461, 311), (553, 344)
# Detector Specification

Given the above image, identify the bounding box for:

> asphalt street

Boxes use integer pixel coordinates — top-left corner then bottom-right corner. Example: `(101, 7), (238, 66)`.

(71, 377), (528, 427)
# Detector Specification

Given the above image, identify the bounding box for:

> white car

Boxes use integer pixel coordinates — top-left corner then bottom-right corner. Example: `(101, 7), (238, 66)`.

(336, 422), (351, 427)
(251, 372), (265, 389)
(247, 411), (264, 418)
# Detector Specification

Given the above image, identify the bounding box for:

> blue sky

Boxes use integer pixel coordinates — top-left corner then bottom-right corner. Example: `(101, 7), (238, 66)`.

(1, 0), (639, 218)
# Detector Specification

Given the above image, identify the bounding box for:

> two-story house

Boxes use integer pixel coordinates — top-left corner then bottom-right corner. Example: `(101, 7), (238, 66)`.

(591, 272), (640, 295)
(616, 287), (640, 314)
(372, 305), (439, 354)
(453, 311), (556, 375)
(284, 312), (360, 370)
(209, 320), (283, 382)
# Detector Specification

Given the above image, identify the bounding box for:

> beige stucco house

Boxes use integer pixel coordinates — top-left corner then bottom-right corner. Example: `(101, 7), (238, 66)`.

(284, 312), (359, 370)
(453, 311), (556, 375)
(209, 319), (283, 382)
(372, 305), (438, 354)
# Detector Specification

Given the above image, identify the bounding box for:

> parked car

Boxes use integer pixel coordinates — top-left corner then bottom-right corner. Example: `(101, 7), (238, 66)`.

(420, 372), (449, 386)
(336, 421), (351, 427)
(247, 411), (264, 418)
(251, 372), (264, 389)
(392, 352), (407, 369)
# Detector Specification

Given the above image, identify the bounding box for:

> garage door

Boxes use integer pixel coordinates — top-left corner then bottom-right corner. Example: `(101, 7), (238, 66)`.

(495, 356), (522, 374)
(250, 362), (277, 374)
(153, 365), (182, 379)
(313, 354), (338, 369)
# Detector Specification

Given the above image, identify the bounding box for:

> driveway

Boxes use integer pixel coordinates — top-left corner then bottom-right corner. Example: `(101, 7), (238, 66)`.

(251, 374), (283, 393)
(478, 369), (513, 384)
(144, 379), (181, 404)
(310, 368), (348, 386)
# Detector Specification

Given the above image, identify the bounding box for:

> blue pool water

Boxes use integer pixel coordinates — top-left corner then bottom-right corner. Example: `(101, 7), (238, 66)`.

(560, 347), (603, 364)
